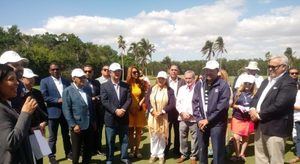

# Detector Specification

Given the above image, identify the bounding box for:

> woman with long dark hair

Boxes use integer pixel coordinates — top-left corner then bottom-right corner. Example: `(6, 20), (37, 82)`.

(0, 64), (37, 163)
(126, 66), (147, 158)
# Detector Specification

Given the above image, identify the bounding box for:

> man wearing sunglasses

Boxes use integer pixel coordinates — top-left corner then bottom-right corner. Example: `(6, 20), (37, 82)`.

(289, 67), (299, 88)
(249, 55), (297, 164)
(96, 65), (110, 84)
(40, 63), (72, 163)
(83, 65), (104, 155)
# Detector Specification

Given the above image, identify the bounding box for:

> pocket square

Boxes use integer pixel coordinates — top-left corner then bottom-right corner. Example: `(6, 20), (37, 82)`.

(273, 87), (278, 89)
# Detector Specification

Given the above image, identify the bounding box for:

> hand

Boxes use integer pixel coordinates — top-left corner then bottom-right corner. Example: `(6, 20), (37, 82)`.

(198, 119), (209, 132)
(151, 111), (161, 119)
(180, 112), (191, 121)
(115, 108), (125, 117)
(73, 125), (81, 134)
(249, 109), (259, 122)
(58, 98), (63, 104)
(39, 122), (47, 136)
(21, 96), (38, 114)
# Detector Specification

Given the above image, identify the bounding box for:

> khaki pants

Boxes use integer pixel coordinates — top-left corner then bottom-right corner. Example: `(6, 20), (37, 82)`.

(254, 125), (286, 164)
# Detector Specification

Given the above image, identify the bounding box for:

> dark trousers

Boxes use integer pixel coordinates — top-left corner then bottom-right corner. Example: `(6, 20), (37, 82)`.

(198, 124), (227, 164)
(105, 125), (129, 162)
(48, 115), (72, 157)
(71, 126), (93, 164)
(296, 122), (300, 157)
(165, 120), (180, 155)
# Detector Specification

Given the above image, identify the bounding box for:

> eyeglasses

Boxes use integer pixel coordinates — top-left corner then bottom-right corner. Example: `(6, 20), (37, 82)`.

(132, 71), (139, 74)
(102, 69), (109, 72)
(290, 72), (299, 75)
(84, 70), (92, 73)
(50, 68), (60, 71)
(268, 64), (284, 70)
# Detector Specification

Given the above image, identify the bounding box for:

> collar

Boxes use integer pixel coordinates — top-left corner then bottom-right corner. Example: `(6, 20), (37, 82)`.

(168, 77), (178, 83)
(72, 83), (83, 90)
(51, 76), (61, 81)
(268, 71), (286, 82)
(111, 79), (120, 85)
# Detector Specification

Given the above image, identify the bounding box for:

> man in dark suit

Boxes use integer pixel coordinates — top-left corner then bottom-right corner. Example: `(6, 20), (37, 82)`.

(249, 55), (297, 163)
(100, 62), (132, 164)
(83, 65), (104, 155)
(166, 64), (185, 157)
(192, 60), (230, 164)
(62, 68), (95, 164)
(40, 63), (72, 163)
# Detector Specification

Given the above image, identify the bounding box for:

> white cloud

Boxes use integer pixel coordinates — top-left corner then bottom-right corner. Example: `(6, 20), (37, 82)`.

(23, 0), (300, 61)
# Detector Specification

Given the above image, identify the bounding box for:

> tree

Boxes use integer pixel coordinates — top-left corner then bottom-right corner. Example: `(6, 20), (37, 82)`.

(284, 47), (296, 67)
(137, 38), (155, 75)
(201, 40), (215, 60)
(117, 35), (126, 81)
(214, 36), (227, 58)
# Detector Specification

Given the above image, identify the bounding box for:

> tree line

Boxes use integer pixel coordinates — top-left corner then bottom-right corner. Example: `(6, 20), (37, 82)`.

(0, 25), (299, 79)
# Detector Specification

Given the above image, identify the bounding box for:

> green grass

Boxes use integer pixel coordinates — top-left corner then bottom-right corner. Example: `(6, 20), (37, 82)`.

(42, 76), (297, 163)
(42, 110), (297, 164)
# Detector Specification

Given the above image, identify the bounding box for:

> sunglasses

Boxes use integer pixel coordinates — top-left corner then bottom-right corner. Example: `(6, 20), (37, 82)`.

(51, 68), (60, 71)
(244, 82), (253, 85)
(102, 69), (109, 72)
(290, 72), (299, 75)
(268, 64), (284, 70)
(84, 70), (92, 73)
(132, 71), (139, 74)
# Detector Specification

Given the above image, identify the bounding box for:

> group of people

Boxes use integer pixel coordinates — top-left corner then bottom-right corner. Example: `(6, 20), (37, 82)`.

(0, 49), (299, 164)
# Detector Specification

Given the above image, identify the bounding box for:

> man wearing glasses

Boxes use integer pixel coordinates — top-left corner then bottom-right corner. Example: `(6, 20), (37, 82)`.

(96, 65), (110, 84)
(0, 50), (29, 112)
(40, 63), (72, 163)
(249, 55), (297, 163)
(289, 67), (300, 88)
(83, 65), (104, 155)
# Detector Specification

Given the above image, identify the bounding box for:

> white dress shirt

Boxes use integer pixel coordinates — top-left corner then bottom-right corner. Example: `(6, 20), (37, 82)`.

(112, 80), (120, 100)
(176, 83), (196, 122)
(169, 77), (179, 97)
(73, 83), (88, 105)
(256, 72), (285, 113)
(51, 76), (64, 97)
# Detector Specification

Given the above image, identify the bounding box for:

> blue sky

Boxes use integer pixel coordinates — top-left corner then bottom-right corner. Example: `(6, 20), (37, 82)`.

(1, 0), (300, 61)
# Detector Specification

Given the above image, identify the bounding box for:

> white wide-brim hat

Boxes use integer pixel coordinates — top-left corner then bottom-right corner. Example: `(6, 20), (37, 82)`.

(245, 61), (260, 70)
(23, 68), (38, 78)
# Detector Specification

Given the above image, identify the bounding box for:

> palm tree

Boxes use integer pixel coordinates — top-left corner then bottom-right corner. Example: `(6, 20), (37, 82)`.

(213, 36), (227, 67)
(201, 40), (215, 60)
(117, 35), (126, 81)
(128, 42), (140, 61)
(284, 47), (296, 67)
(265, 51), (271, 61)
(214, 36), (227, 58)
(138, 38), (155, 75)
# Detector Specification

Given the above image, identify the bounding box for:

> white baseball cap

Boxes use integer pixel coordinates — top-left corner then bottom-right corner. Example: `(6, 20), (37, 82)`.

(23, 68), (38, 78)
(242, 74), (256, 84)
(109, 62), (122, 71)
(0, 50), (29, 64)
(71, 68), (86, 77)
(157, 71), (168, 79)
(203, 60), (219, 70)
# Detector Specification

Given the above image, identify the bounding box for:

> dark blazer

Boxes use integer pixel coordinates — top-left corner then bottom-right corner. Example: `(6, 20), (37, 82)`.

(193, 78), (231, 127)
(86, 79), (103, 123)
(40, 76), (70, 119)
(62, 83), (94, 130)
(100, 80), (132, 127)
(0, 101), (34, 164)
(145, 86), (176, 114)
(167, 77), (186, 122)
(250, 72), (297, 137)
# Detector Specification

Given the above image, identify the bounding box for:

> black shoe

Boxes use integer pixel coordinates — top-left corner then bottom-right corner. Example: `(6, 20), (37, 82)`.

(49, 156), (57, 164)
(120, 159), (132, 164)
